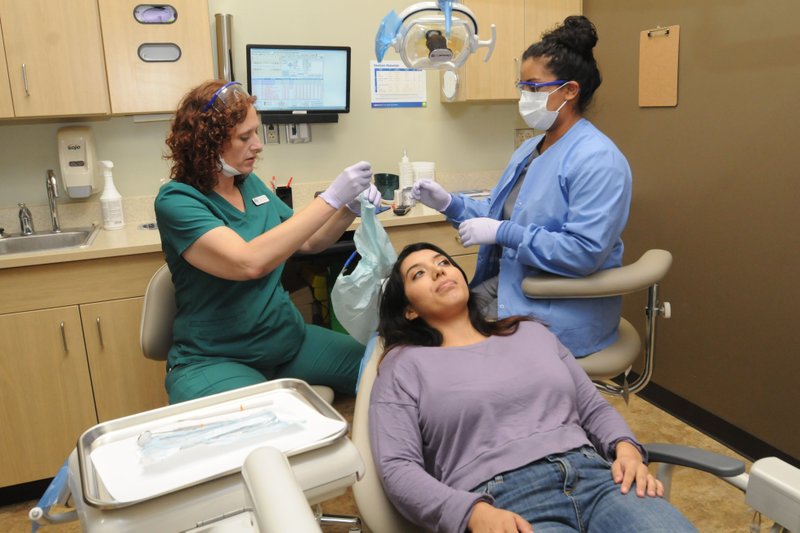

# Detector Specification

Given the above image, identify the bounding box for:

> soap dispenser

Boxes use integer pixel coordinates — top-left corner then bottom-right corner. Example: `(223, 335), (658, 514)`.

(98, 161), (125, 230)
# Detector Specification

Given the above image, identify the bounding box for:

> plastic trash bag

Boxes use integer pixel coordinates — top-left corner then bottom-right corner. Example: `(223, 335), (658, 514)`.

(331, 196), (397, 345)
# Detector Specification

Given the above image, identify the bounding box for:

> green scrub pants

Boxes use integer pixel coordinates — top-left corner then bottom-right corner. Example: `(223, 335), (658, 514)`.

(165, 324), (365, 404)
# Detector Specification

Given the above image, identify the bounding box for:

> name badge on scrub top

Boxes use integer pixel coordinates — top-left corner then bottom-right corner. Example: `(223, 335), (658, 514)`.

(252, 195), (269, 206)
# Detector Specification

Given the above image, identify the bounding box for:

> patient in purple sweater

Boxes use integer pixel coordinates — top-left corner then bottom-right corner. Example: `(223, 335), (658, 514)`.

(369, 242), (695, 533)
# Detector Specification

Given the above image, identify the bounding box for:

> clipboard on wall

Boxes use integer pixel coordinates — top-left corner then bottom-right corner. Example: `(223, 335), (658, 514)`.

(639, 25), (680, 107)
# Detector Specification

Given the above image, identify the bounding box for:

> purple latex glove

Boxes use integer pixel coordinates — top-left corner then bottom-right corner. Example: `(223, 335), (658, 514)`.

(346, 184), (383, 215)
(411, 179), (452, 212)
(319, 161), (373, 209)
(458, 218), (502, 247)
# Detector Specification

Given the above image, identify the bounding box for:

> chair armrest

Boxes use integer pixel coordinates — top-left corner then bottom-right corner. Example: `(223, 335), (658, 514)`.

(522, 249), (673, 299)
(243, 446), (322, 532)
(644, 443), (746, 478)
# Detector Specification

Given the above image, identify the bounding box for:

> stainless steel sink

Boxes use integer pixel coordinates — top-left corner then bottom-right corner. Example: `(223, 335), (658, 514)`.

(0, 225), (100, 255)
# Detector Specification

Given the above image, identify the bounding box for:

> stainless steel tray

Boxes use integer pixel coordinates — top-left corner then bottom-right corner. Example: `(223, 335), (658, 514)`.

(77, 379), (346, 509)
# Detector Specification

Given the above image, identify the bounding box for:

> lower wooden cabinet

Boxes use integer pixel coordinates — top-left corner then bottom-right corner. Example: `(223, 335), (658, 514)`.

(81, 297), (168, 423)
(0, 252), (164, 488)
(0, 306), (97, 487)
(0, 228), (471, 487)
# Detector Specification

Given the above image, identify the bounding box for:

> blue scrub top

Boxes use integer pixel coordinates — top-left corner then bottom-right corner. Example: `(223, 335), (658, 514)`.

(444, 119), (632, 356)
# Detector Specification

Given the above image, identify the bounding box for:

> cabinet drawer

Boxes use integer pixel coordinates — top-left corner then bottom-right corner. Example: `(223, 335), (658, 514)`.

(0, 253), (163, 314)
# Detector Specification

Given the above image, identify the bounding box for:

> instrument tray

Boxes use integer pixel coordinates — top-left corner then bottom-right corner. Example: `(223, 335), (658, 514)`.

(76, 379), (346, 509)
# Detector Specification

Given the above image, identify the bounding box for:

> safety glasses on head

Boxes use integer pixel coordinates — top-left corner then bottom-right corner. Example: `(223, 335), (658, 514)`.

(203, 81), (251, 112)
(515, 80), (568, 93)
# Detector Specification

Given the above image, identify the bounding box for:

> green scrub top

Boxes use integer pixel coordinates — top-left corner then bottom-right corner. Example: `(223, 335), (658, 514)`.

(154, 174), (305, 371)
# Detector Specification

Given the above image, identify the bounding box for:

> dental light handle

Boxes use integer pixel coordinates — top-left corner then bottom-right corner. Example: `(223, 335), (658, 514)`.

(438, 0), (453, 36)
(477, 24), (497, 62)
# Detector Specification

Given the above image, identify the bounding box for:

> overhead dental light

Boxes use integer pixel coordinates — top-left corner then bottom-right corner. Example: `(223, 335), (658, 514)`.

(375, 0), (496, 71)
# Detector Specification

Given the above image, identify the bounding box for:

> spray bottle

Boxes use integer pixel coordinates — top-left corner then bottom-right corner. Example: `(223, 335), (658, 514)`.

(98, 161), (125, 230)
(398, 149), (414, 191)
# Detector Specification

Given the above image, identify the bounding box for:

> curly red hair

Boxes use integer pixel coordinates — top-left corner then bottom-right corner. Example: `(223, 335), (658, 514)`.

(164, 80), (257, 194)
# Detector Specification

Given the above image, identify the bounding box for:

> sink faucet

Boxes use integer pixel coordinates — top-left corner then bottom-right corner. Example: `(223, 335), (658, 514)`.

(46, 169), (61, 233)
(18, 203), (34, 235)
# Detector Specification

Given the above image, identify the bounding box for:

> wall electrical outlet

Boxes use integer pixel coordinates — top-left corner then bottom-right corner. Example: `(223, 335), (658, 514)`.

(264, 123), (280, 145)
(514, 128), (537, 148)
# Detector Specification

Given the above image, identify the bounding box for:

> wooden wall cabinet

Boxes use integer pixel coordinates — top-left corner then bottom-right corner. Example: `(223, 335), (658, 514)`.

(0, 0), (110, 118)
(0, 23), (14, 119)
(443, 0), (582, 102)
(98, 0), (214, 114)
(0, 253), (166, 488)
(523, 0), (583, 49)
(0, 0), (213, 119)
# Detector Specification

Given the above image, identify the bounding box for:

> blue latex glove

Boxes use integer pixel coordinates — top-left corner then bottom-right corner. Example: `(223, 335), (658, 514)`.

(411, 179), (452, 212)
(319, 161), (373, 210)
(346, 184), (383, 215)
(458, 217), (502, 247)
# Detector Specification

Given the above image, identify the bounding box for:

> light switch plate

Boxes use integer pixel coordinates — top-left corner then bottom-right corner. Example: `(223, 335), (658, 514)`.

(284, 123), (311, 144)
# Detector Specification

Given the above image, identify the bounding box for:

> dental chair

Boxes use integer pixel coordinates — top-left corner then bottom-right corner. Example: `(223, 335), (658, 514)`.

(351, 336), (800, 533)
(140, 263), (336, 404)
(347, 249), (678, 532)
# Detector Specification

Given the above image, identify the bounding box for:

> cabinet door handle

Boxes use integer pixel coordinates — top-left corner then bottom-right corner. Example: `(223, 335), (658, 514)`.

(60, 321), (69, 352)
(22, 64), (30, 96)
(96, 317), (104, 348)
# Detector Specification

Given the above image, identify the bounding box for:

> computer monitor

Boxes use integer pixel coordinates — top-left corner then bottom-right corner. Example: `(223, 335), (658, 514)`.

(246, 44), (351, 123)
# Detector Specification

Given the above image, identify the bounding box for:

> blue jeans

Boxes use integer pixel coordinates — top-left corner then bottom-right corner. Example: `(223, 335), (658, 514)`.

(471, 446), (696, 532)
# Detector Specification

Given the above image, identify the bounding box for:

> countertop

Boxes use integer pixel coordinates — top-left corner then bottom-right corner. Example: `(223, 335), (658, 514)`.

(0, 203), (447, 270)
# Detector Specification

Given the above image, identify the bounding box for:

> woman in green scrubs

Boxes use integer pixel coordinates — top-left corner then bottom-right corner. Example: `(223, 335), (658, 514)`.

(155, 80), (380, 403)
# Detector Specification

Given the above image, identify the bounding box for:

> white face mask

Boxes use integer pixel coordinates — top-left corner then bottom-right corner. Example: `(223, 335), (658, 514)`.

(518, 83), (568, 131)
(219, 156), (241, 178)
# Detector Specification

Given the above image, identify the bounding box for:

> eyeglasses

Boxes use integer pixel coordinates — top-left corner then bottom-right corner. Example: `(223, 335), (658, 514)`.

(515, 80), (567, 93)
(203, 81), (251, 112)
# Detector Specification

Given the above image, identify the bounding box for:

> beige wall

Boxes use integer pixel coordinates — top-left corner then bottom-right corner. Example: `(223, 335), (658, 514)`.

(0, 0), (522, 209)
(584, 0), (800, 459)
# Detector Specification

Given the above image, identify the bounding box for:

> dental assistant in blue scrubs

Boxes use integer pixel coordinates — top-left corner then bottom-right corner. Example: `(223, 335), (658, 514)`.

(155, 80), (381, 403)
(413, 16), (632, 357)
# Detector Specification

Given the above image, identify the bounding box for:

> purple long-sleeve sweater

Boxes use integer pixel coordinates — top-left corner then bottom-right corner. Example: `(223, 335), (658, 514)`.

(369, 321), (643, 533)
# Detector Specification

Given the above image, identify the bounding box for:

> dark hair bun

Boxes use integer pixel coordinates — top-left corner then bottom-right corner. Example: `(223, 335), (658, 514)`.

(543, 15), (598, 60)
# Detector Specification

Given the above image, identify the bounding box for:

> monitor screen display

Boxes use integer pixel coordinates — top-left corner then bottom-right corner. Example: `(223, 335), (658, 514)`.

(246, 45), (351, 115)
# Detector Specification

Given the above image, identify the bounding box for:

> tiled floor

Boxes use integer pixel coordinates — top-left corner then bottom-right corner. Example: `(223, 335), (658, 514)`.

(1, 393), (771, 532)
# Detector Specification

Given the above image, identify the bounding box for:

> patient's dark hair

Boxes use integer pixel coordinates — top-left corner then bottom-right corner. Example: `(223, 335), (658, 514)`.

(523, 15), (601, 113)
(378, 242), (527, 361)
